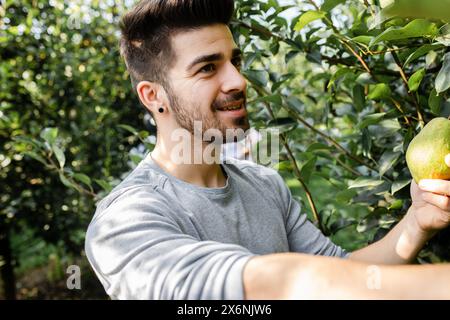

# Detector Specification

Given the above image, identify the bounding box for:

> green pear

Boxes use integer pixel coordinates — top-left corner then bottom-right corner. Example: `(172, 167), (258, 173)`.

(406, 117), (450, 183)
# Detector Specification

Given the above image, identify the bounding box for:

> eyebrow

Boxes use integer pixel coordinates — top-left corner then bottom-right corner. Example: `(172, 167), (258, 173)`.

(186, 48), (242, 72)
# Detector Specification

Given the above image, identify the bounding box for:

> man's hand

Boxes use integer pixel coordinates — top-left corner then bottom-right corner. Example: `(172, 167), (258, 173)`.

(349, 154), (450, 265)
(409, 154), (450, 239)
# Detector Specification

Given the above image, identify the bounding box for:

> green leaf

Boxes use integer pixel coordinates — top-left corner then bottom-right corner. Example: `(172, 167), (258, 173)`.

(243, 69), (268, 87)
(72, 173), (92, 187)
(285, 50), (300, 64)
(52, 145), (65, 169)
(40, 127), (58, 146)
(294, 11), (326, 32)
(266, 117), (297, 133)
(94, 179), (113, 193)
(389, 199), (403, 210)
(285, 96), (304, 114)
(130, 154), (144, 165)
(425, 50), (438, 68)
(361, 128), (372, 158)
(367, 83), (391, 100)
(369, 19), (439, 47)
(428, 89), (442, 116)
(435, 52), (450, 94)
(243, 52), (259, 70)
(249, 19), (271, 41)
(352, 85), (365, 111)
(13, 136), (46, 150)
(256, 94), (282, 105)
(378, 151), (401, 176)
(381, 0), (450, 22)
(358, 113), (385, 129)
(118, 124), (138, 135)
(352, 36), (373, 46)
(321, 0), (345, 11)
(272, 160), (293, 171)
(356, 72), (375, 85)
(335, 189), (357, 204)
(408, 68), (425, 92)
(306, 142), (331, 152)
(271, 73), (294, 92)
(300, 156), (317, 184)
(391, 179), (411, 195)
(349, 177), (384, 189)
(404, 44), (443, 66)
(138, 130), (149, 140)
(24, 151), (47, 166)
(328, 67), (352, 89)
(59, 172), (75, 189)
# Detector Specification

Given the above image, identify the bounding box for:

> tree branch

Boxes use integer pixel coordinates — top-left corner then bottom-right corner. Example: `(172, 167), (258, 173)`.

(260, 95), (322, 230)
(391, 51), (425, 128)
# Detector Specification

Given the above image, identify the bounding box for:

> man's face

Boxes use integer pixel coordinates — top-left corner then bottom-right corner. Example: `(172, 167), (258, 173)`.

(165, 24), (249, 143)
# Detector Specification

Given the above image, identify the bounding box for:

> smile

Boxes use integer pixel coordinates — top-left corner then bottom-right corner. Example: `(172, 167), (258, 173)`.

(216, 100), (244, 111)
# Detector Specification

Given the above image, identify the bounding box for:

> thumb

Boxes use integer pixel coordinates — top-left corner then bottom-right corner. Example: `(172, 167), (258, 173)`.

(446, 154), (450, 167)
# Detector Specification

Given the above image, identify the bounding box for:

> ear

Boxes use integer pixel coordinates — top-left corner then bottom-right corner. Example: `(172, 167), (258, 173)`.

(136, 81), (165, 114)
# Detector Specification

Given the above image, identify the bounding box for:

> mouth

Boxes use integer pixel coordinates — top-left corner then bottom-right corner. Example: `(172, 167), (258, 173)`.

(216, 100), (245, 112)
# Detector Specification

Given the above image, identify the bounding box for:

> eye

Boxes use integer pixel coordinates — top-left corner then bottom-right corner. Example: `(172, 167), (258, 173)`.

(199, 64), (216, 74)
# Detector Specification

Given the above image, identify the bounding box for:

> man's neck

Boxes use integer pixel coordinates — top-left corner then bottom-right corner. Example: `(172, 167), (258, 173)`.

(150, 137), (227, 189)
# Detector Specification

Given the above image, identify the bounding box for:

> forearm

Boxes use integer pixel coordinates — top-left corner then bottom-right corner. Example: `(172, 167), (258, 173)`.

(243, 253), (450, 299)
(349, 207), (432, 264)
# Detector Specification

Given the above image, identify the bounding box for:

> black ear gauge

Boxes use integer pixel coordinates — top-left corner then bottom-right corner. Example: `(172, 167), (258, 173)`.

(158, 107), (164, 113)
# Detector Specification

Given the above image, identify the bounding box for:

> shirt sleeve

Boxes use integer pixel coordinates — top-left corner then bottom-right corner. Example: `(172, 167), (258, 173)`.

(85, 188), (255, 300)
(272, 173), (351, 259)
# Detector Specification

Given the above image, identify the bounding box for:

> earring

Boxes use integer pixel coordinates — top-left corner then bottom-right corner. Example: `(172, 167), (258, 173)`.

(158, 106), (164, 113)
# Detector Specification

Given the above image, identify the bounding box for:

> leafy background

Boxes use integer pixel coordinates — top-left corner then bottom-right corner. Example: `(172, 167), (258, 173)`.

(1, 0), (449, 299)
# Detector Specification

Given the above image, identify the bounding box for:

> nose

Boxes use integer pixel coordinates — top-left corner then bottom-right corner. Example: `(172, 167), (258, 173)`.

(221, 61), (247, 94)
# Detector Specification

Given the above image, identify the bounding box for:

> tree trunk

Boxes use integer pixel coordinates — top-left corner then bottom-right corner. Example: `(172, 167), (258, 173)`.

(0, 223), (17, 300)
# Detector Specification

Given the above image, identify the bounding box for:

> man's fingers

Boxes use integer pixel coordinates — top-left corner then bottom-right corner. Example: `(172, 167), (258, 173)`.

(421, 192), (450, 211)
(419, 179), (450, 196)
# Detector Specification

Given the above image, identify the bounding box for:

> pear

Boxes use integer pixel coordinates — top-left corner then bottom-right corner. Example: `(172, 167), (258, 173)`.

(406, 117), (450, 183)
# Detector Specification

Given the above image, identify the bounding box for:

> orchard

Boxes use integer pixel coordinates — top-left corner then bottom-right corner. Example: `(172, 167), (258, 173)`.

(1, 0), (449, 299)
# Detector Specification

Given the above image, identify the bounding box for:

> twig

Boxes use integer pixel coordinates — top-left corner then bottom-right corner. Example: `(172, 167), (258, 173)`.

(391, 51), (425, 128)
(335, 155), (362, 177)
(46, 154), (98, 198)
(339, 38), (372, 75)
(305, 0), (320, 11)
(260, 95), (322, 229)
(253, 85), (392, 182)
(390, 98), (412, 126)
(362, 0), (376, 18)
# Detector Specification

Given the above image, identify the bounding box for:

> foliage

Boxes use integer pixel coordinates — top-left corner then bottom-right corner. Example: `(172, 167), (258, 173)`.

(0, 0), (147, 298)
(1, 0), (450, 298)
(232, 0), (450, 261)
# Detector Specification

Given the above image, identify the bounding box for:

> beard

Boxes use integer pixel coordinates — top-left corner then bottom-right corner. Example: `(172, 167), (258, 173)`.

(165, 84), (250, 144)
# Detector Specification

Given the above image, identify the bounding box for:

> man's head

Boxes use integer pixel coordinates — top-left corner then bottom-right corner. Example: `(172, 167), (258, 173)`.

(120, 0), (249, 143)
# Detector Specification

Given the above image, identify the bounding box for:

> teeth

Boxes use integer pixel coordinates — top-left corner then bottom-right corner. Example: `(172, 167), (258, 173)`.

(219, 104), (241, 111)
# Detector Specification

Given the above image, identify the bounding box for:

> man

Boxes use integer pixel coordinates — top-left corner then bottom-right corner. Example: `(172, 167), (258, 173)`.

(85, 0), (450, 299)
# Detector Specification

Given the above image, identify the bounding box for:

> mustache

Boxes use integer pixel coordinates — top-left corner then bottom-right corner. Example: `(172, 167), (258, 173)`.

(212, 91), (246, 109)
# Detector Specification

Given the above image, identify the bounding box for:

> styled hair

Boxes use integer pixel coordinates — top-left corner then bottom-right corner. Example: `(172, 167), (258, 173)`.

(119, 0), (235, 91)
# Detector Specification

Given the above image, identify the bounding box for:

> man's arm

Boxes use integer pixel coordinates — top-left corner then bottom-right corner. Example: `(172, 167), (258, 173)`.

(85, 188), (255, 299)
(243, 253), (450, 299)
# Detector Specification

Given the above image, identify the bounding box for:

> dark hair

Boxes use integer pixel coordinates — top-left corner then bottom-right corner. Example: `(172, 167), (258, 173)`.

(119, 0), (235, 92)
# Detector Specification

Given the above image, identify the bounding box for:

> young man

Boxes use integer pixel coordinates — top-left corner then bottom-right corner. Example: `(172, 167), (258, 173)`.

(85, 0), (450, 299)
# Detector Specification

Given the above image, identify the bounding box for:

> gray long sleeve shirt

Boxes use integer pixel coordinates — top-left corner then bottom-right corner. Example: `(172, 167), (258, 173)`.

(85, 153), (350, 300)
